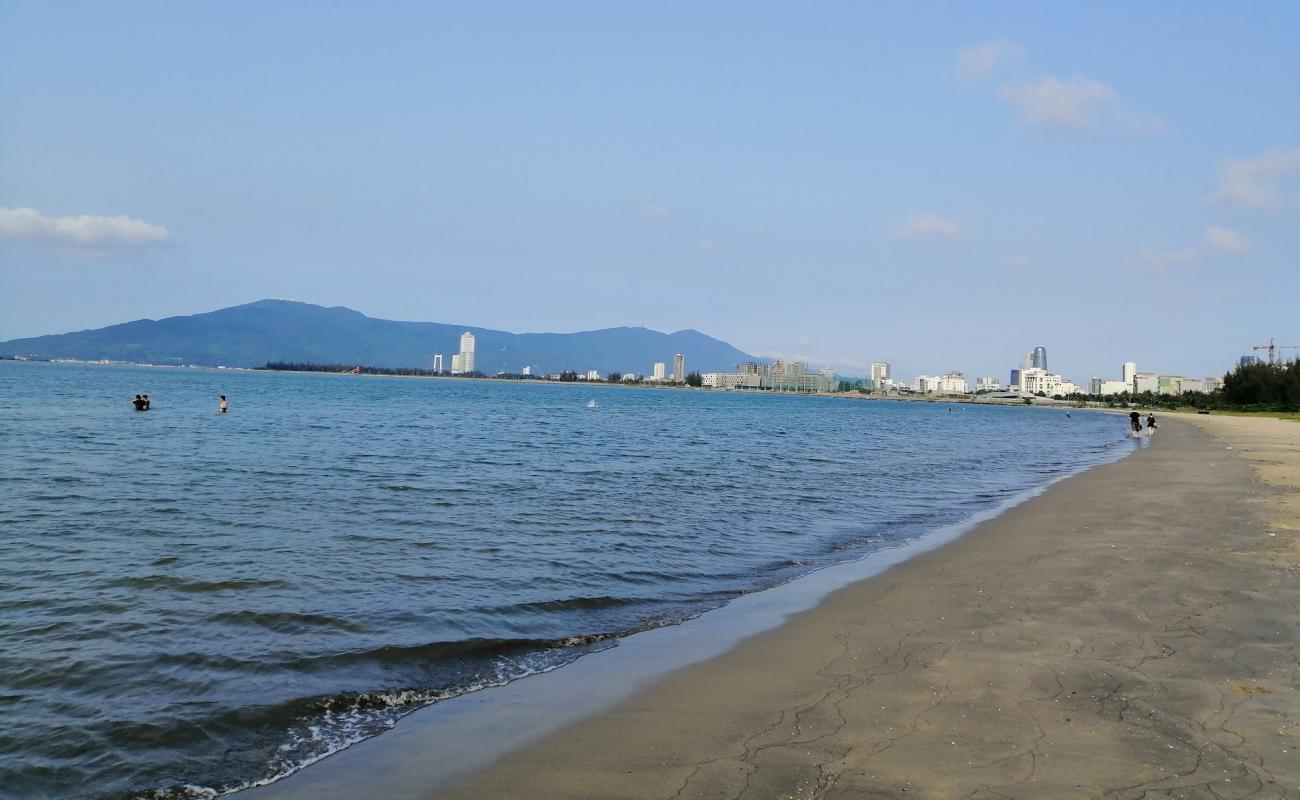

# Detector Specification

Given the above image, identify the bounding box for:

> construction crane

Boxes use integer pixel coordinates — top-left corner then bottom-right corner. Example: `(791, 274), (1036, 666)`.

(1250, 338), (1300, 364)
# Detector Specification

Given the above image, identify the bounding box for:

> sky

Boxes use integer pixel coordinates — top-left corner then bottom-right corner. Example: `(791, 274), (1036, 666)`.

(2, 2), (1298, 382)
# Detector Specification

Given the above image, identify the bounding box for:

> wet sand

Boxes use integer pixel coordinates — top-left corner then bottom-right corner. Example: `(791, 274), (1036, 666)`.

(435, 416), (1299, 799)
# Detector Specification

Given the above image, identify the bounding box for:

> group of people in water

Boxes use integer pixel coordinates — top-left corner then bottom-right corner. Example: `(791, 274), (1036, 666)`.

(131, 395), (229, 413)
(1129, 410), (1157, 437)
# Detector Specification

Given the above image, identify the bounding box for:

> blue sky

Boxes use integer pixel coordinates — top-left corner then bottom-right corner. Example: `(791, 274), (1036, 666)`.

(2, 2), (1298, 382)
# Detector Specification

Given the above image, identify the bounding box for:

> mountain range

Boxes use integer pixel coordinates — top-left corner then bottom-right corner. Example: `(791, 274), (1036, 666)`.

(0, 300), (760, 376)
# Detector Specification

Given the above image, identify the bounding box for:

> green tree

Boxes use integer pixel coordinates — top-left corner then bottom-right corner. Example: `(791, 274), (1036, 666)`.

(685, 371), (704, 387)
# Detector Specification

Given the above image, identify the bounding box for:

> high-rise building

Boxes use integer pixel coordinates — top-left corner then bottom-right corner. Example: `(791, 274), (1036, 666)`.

(1032, 347), (1048, 370)
(1239, 355), (1259, 367)
(451, 354), (463, 374)
(672, 353), (685, 381)
(1122, 361), (1136, 385)
(1009, 368), (1022, 389)
(432, 354), (443, 373)
(652, 362), (666, 381)
(521, 365), (531, 376)
(457, 332), (476, 374)
(870, 362), (891, 388)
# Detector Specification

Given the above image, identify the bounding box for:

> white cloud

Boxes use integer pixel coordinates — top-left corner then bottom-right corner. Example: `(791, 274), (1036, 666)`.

(642, 203), (670, 221)
(955, 40), (1024, 82)
(999, 76), (1162, 134)
(0, 206), (170, 247)
(1138, 247), (1198, 268)
(1210, 147), (1300, 209)
(893, 212), (961, 239)
(1203, 225), (1247, 252)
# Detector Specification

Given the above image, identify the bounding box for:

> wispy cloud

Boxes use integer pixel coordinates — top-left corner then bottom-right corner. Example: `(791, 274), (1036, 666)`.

(893, 212), (962, 239)
(1210, 146), (1300, 209)
(696, 237), (716, 252)
(1203, 225), (1248, 252)
(0, 206), (170, 248)
(642, 203), (670, 221)
(1138, 247), (1198, 268)
(955, 40), (1024, 82)
(999, 76), (1163, 135)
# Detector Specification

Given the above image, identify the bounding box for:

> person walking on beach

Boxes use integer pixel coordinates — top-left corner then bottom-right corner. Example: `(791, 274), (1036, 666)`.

(133, 394), (145, 411)
(219, 395), (228, 414)
(1146, 413), (1157, 437)
(1129, 411), (1141, 436)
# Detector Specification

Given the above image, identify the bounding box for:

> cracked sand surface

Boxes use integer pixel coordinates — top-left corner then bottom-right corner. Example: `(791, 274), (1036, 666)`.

(437, 417), (1300, 800)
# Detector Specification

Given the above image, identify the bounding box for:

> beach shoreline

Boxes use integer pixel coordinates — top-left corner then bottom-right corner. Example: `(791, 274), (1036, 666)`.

(237, 416), (1300, 799)
(414, 415), (1298, 799)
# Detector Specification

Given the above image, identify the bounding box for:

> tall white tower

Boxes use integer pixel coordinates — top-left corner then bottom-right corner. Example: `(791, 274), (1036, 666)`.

(1122, 361), (1137, 385)
(672, 353), (685, 381)
(458, 332), (476, 374)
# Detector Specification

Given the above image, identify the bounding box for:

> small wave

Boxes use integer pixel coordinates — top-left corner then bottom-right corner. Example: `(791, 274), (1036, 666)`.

(210, 610), (367, 634)
(103, 575), (289, 593)
(484, 595), (648, 615)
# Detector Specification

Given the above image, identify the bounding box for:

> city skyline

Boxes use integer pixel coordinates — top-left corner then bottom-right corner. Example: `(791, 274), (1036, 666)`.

(2, 3), (1298, 381)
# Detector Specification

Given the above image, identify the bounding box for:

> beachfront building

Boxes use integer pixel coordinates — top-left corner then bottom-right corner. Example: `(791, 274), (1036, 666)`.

(1090, 378), (1130, 396)
(651, 362), (666, 381)
(1178, 376), (1203, 394)
(914, 372), (969, 395)
(870, 362), (891, 389)
(456, 332), (476, 374)
(703, 360), (835, 392)
(1157, 376), (1181, 395)
(1032, 347), (1048, 370)
(1134, 373), (1159, 393)
(432, 354), (443, 372)
(975, 377), (1001, 392)
(1017, 367), (1080, 396)
(672, 353), (686, 382)
(1123, 361), (1137, 384)
(451, 354), (463, 374)
(1008, 367), (1022, 392)
(585, 369), (600, 381)
(521, 365), (531, 376)
(1203, 376), (1223, 393)
(701, 372), (751, 389)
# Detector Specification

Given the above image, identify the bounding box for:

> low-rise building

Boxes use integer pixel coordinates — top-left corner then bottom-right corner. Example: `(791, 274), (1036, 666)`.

(1090, 378), (1130, 396)
(975, 377), (1001, 392)
(1202, 376), (1223, 393)
(915, 372), (969, 394)
(1133, 373), (1159, 393)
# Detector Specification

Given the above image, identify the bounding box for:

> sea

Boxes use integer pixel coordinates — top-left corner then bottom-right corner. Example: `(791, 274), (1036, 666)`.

(0, 361), (1132, 800)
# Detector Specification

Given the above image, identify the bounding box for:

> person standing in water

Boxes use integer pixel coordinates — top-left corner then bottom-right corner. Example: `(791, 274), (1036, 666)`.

(133, 394), (145, 411)
(1146, 413), (1157, 437)
(1129, 411), (1141, 436)
(219, 395), (228, 414)
(142, 394), (151, 410)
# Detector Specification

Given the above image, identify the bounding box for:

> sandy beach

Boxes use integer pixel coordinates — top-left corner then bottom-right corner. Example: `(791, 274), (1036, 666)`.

(429, 415), (1299, 799)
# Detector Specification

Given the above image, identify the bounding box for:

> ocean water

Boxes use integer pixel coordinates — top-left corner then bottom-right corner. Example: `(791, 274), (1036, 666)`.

(0, 362), (1131, 800)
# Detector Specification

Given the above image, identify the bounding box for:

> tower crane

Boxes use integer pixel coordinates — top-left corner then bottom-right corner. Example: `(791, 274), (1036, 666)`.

(1249, 338), (1300, 364)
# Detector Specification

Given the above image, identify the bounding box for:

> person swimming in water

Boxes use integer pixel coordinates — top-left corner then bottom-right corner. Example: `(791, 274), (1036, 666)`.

(142, 394), (151, 410)
(133, 394), (145, 411)
(219, 395), (228, 414)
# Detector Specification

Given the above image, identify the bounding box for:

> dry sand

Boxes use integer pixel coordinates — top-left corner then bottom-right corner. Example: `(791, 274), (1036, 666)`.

(436, 416), (1300, 799)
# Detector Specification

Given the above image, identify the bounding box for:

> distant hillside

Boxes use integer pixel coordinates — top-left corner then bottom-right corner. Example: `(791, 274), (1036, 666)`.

(0, 300), (760, 375)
